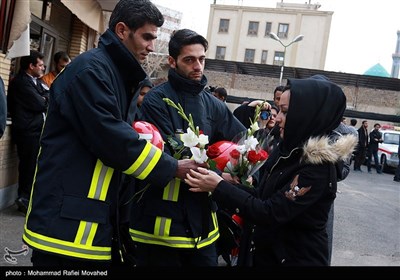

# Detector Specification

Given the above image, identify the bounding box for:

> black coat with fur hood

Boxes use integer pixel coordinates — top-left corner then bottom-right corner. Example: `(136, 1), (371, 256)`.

(212, 76), (357, 266)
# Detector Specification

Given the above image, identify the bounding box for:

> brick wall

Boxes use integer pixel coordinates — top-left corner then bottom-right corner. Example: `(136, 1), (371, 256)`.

(205, 70), (400, 116)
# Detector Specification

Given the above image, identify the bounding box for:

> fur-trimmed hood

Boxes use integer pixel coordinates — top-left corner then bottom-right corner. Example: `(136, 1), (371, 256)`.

(302, 134), (358, 165)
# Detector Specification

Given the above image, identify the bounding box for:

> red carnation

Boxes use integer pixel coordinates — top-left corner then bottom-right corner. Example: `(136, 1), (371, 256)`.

(247, 150), (261, 164)
(206, 144), (221, 159)
(230, 149), (241, 159)
(258, 149), (268, 161)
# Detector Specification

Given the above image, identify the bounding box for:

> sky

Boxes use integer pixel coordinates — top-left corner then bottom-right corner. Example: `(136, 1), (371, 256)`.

(151, 0), (400, 76)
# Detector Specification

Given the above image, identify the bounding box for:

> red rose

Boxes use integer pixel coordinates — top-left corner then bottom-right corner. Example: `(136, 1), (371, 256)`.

(206, 144), (221, 159)
(247, 150), (261, 164)
(258, 149), (268, 161)
(230, 149), (241, 159)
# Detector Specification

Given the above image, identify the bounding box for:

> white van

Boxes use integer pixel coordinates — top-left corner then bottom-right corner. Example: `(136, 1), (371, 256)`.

(378, 128), (400, 172)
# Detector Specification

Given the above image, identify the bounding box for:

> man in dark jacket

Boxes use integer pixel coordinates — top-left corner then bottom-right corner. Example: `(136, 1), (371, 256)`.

(367, 123), (383, 174)
(354, 120), (369, 172)
(23, 0), (201, 267)
(131, 29), (246, 266)
(7, 50), (49, 214)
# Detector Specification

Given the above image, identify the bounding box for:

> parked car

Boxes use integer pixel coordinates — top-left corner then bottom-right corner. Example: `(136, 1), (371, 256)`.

(378, 128), (400, 172)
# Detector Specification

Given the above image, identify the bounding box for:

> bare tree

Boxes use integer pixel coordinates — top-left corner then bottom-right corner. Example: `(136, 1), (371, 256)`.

(142, 39), (169, 78)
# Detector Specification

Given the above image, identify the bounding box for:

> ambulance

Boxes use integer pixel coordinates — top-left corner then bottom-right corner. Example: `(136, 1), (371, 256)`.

(378, 125), (400, 172)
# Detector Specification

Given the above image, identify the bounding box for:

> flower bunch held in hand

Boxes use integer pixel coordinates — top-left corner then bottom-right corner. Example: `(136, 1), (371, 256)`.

(163, 98), (209, 163)
(208, 101), (269, 186)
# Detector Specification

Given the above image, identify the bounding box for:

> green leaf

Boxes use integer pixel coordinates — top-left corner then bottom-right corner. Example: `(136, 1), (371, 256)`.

(207, 159), (217, 171)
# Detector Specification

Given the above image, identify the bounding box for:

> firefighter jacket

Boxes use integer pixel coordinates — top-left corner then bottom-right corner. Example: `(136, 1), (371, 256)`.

(22, 29), (177, 262)
(130, 68), (246, 249)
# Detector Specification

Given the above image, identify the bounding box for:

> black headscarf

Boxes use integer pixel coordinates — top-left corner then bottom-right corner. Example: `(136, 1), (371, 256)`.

(280, 75), (346, 155)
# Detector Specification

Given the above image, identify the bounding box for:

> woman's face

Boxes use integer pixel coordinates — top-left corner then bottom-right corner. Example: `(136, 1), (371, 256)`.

(266, 108), (278, 130)
(275, 90), (290, 139)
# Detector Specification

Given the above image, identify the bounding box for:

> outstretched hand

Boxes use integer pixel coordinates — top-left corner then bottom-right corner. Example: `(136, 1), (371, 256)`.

(185, 167), (223, 193)
(175, 159), (208, 181)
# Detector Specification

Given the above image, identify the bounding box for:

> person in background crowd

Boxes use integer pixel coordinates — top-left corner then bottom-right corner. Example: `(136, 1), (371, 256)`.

(185, 76), (357, 266)
(7, 50), (49, 215)
(367, 123), (383, 174)
(212, 87), (228, 102)
(0, 76), (6, 139)
(22, 0), (202, 267)
(326, 114), (358, 264)
(394, 136), (400, 182)
(233, 100), (271, 129)
(353, 120), (369, 172)
(41, 51), (71, 88)
(130, 28), (245, 267)
(133, 77), (153, 120)
(273, 85), (285, 106)
(349, 118), (358, 136)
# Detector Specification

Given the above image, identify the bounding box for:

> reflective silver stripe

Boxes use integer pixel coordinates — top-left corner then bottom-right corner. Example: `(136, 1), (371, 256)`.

(76, 160), (113, 246)
(23, 229), (111, 260)
(130, 229), (220, 249)
(131, 145), (159, 177)
(124, 142), (162, 179)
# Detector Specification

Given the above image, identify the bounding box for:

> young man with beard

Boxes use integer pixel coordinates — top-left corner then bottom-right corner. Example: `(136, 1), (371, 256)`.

(131, 29), (246, 266)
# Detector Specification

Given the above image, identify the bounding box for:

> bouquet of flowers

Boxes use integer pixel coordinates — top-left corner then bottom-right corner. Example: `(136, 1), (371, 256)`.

(163, 98), (270, 186)
(207, 101), (270, 186)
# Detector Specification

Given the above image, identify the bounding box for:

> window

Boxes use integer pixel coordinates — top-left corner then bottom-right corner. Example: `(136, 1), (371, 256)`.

(277, 23), (289, 39)
(273, 51), (284, 66)
(261, 50), (268, 64)
(219, 19), (230, 33)
(216, 46), (226, 60)
(244, 49), (255, 63)
(247, 21), (259, 36)
(264, 22), (272, 36)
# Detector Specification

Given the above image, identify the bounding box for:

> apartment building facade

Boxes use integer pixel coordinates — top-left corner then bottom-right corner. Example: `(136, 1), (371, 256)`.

(206, 2), (333, 70)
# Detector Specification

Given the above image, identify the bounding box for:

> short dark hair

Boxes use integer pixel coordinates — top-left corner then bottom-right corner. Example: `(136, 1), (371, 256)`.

(271, 104), (279, 113)
(273, 85), (285, 98)
(20, 50), (44, 71)
(109, 0), (164, 32)
(350, 118), (357, 126)
(53, 51), (70, 64)
(169, 29), (208, 60)
(214, 87), (227, 100)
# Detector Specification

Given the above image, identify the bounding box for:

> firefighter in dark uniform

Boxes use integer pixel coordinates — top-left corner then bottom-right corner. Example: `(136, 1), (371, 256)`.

(130, 29), (246, 266)
(23, 0), (201, 266)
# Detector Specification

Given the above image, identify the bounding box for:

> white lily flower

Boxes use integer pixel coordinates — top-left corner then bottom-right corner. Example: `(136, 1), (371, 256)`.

(198, 133), (209, 147)
(244, 135), (258, 150)
(181, 127), (199, 147)
(236, 145), (247, 154)
(190, 147), (208, 163)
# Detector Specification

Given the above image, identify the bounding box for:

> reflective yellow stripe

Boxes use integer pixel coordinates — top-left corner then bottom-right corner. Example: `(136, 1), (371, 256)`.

(23, 159), (114, 261)
(75, 160), (113, 246)
(132, 177), (220, 249)
(130, 227), (219, 249)
(23, 226), (111, 260)
(154, 216), (171, 236)
(124, 142), (162, 180)
(163, 178), (180, 202)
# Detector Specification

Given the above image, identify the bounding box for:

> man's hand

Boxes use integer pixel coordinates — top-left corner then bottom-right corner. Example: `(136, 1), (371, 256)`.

(175, 159), (208, 180)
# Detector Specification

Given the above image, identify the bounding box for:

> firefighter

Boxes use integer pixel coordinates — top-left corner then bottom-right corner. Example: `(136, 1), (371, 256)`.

(23, 0), (202, 266)
(130, 29), (246, 266)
